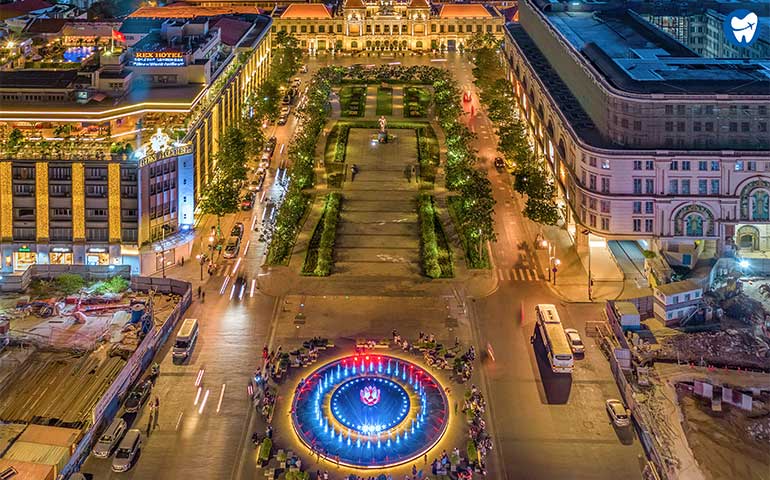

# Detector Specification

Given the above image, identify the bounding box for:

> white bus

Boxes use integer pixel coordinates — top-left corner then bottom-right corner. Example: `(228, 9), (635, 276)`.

(535, 304), (574, 374)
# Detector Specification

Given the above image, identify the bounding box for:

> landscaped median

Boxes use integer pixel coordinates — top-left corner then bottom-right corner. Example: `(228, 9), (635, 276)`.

(339, 85), (366, 117)
(302, 192), (343, 276)
(419, 193), (453, 278)
(266, 70), (332, 266)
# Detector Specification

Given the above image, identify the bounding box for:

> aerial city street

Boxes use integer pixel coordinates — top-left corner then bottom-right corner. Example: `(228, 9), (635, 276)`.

(0, 0), (768, 479)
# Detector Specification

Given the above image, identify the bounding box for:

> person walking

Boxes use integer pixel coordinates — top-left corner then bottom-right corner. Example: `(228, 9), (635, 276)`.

(411, 164), (416, 182)
(153, 397), (160, 429)
(146, 409), (153, 437)
(197, 285), (201, 298)
(406, 165), (412, 183)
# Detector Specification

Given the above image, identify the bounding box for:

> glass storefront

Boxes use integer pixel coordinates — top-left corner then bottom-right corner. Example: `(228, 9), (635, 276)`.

(13, 251), (36, 271)
(50, 250), (73, 265)
(86, 250), (109, 265)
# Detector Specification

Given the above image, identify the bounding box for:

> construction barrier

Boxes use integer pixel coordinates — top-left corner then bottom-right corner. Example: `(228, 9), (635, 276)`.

(59, 277), (192, 479)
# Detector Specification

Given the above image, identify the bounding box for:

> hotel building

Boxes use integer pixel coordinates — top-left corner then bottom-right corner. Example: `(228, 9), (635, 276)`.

(503, 0), (770, 268)
(272, 0), (505, 53)
(0, 6), (272, 274)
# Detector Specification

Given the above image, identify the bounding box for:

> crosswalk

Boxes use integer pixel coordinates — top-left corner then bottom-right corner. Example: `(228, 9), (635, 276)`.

(497, 267), (541, 282)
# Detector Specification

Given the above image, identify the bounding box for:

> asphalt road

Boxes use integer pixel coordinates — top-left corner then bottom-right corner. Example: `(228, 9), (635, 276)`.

(81, 53), (644, 480)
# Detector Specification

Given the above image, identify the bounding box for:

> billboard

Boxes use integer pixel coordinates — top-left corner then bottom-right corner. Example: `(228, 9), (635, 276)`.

(131, 51), (184, 67)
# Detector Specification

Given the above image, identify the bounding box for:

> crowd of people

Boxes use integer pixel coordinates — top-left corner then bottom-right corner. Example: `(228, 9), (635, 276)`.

(465, 385), (492, 476)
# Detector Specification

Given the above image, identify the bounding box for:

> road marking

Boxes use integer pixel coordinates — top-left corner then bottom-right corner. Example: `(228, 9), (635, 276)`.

(224, 265), (232, 277)
(250, 279), (256, 298)
(195, 368), (205, 387)
(232, 257), (242, 275)
(238, 283), (245, 300)
(229, 283), (237, 300)
(216, 384), (226, 414)
(531, 269), (539, 280)
(251, 214), (258, 231)
(194, 386), (202, 405)
(175, 411), (184, 431)
(198, 389), (210, 414)
(526, 269), (534, 281)
(219, 275), (230, 295)
(243, 240), (251, 256)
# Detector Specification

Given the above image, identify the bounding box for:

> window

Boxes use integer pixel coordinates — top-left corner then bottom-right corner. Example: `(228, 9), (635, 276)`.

(741, 122), (750, 133)
(86, 228), (108, 242)
(309, 25), (314, 33)
(699, 179), (707, 195)
(760, 106), (768, 116)
(694, 122), (702, 132)
(49, 167), (71, 180)
(51, 208), (71, 218)
(730, 105), (738, 116)
(677, 122), (685, 132)
(760, 122), (768, 133)
(735, 161), (744, 171)
(50, 184), (70, 197)
(589, 198), (597, 210)
(319, 25), (325, 33)
(682, 161), (691, 171)
(589, 214), (596, 228)
(86, 208), (108, 218)
(645, 219), (654, 232)
(677, 105), (685, 115)
(698, 161), (707, 171)
(730, 122), (738, 132)
(645, 161), (654, 170)
(13, 184), (34, 195)
(665, 105), (674, 115)
(711, 161), (719, 171)
(705, 122), (714, 132)
(337, 24), (342, 33)
(122, 228), (138, 242)
(645, 201), (654, 214)
(633, 120), (641, 131)
(665, 121), (674, 132)
(681, 179), (690, 195)
(601, 159), (610, 169)
(748, 161), (757, 171)
(710, 179), (720, 195)
(633, 201), (642, 214)
(621, 119), (628, 128)
(601, 177), (610, 193)
(669, 179), (678, 195)
(633, 161), (642, 171)
(589, 174), (596, 191)
(601, 218), (610, 230)
(600, 201), (610, 214)
(50, 227), (72, 241)
(290, 25), (296, 33)
(670, 161), (678, 170)
(589, 157), (597, 167)
(645, 179), (654, 194)
(705, 105), (714, 115)
(633, 219), (641, 232)
(633, 178), (642, 194)
(448, 25), (455, 32)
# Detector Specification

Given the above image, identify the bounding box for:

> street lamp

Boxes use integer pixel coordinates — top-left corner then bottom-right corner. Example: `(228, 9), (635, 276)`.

(552, 258), (560, 285)
(196, 254), (205, 281)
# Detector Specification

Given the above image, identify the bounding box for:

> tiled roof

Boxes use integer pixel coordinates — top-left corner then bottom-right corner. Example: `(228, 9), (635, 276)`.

(501, 6), (518, 22)
(346, 0), (366, 8)
(0, 0), (52, 20)
(129, 5), (262, 19)
(24, 18), (66, 34)
(438, 4), (492, 18)
(280, 4), (332, 19)
(408, 0), (430, 8)
(211, 16), (253, 46)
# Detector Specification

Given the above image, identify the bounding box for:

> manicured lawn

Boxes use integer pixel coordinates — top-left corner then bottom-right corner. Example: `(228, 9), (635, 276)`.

(376, 87), (393, 116)
(416, 125), (439, 186)
(339, 86), (366, 117)
(404, 86), (431, 118)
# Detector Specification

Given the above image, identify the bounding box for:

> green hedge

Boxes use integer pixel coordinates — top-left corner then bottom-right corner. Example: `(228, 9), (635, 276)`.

(376, 86), (393, 116)
(258, 438), (272, 463)
(418, 193), (452, 278)
(339, 86), (366, 117)
(302, 192), (342, 276)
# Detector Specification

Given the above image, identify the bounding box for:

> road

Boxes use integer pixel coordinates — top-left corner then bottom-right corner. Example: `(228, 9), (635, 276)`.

(82, 53), (645, 480)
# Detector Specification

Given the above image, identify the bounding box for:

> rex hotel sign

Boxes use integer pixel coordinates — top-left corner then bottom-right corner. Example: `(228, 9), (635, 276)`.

(131, 51), (185, 67)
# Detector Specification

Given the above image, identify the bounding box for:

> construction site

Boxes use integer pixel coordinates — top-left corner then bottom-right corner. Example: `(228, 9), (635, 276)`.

(0, 273), (183, 478)
(601, 258), (770, 480)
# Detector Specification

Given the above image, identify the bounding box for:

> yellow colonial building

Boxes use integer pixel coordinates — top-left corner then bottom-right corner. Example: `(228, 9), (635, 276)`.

(273, 0), (505, 53)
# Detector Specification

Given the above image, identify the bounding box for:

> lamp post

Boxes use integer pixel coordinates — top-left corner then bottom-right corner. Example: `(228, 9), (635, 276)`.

(552, 258), (560, 285)
(196, 254), (205, 281)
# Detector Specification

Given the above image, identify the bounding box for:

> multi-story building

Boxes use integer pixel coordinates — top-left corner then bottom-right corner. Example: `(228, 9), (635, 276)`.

(0, 6), (272, 274)
(503, 0), (770, 268)
(640, 0), (770, 60)
(272, 0), (504, 53)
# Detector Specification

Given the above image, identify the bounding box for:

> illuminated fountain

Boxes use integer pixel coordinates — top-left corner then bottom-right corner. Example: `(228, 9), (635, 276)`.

(291, 355), (449, 468)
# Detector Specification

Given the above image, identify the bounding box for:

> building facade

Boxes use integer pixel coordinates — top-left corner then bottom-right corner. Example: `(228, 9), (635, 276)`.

(272, 0), (504, 53)
(0, 7), (272, 274)
(503, 0), (770, 268)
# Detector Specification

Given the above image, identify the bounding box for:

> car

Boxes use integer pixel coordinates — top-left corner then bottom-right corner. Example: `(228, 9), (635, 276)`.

(606, 398), (631, 427)
(241, 192), (256, 210)
(564, 328), (585, 355)
(266, 136), (277, 147)
(124, 380), (151, 413)
(281, 95), (291, 105)
(92, 417), (127, 458)
(111, 429), (141, 472)
(230, 222), (244, 238)
(280, 105), (291, 116)
(494, 157), (506, 171)
(261, 151), (272, 164)
(250, 175), (266, 192)
(277, 115), (288, 126)
(223, 238), (240, 259)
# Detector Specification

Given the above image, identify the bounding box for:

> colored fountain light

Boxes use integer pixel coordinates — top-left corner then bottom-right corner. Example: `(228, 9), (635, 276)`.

(291, 355), (449, 469)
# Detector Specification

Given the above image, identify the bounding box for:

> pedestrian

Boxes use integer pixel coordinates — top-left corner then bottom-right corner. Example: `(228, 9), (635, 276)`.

(263, 345), (269, 361)
(266, 424), (273, 439)
(411, 164), (416, 180)
(316, 470), (321, 479)
(146, 411), (153, 437)
(406, 165), (412, 183)
(201, 290), (205, 301)
(153, 397), (160, 429)
(412, 465), (417, 476)
(197, 285), (201, 298)
(424, 453), (427, 464)
(323, 470), (329, 480)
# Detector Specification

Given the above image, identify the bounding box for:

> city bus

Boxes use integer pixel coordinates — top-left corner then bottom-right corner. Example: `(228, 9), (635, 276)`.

(535, 304), (574, 374)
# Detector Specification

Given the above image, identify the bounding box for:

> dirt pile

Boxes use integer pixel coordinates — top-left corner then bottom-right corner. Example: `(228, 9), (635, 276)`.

(643, 329), (770, 370)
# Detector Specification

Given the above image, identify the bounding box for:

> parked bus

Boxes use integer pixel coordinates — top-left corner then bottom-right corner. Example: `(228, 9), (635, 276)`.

(535, 304), (574, 374)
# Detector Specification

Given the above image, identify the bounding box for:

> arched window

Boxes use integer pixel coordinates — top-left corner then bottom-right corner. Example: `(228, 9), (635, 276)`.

(416, 41), (423, 48)
(685, 214), (704, 236)
(751, 190), (770, 221)
(351, 41), (358, 49)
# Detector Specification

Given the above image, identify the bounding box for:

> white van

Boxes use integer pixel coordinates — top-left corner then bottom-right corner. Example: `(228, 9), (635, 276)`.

(173, 318), (198, 361)
(111, 429), (141, 472)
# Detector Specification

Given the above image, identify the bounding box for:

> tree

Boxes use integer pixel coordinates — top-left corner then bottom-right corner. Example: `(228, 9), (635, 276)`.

(272, 32), (303, 82)
(214, 126), (247, 182)
(466, 32), (501, 53)
(6, 128), (24, 154)
(240, 114), (265, 160)
(197, 175), (241, 233)
(523, 198), (560, 226)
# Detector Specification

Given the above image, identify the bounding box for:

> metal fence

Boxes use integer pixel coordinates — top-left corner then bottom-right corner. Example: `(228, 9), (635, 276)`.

(60, 277), (192, 479)
(0, 264), (132, 292)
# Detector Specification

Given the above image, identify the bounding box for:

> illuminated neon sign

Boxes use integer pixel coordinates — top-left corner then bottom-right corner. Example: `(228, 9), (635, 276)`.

(131, 51), (185, 67)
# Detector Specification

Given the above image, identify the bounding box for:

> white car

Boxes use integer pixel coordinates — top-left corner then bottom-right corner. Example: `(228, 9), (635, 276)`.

(564, 328), (584, 355)
(111, 429), (141, 472)
(92, 417), (127, 458)
(606, 398), (631, 427)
